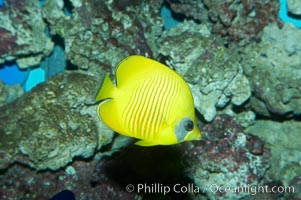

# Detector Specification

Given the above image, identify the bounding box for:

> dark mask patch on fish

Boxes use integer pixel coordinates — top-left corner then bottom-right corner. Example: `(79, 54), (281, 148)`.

(175, 118), (194, 142)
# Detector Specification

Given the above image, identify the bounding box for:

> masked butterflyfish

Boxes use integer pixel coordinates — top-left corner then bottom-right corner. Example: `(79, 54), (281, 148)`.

(95, 55), (202, 146)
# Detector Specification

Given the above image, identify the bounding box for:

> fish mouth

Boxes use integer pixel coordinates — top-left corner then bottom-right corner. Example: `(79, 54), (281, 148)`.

(184, 128), (202, 141)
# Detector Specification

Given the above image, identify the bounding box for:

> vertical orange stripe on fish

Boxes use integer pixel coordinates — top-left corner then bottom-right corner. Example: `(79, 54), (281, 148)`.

(123, 72), (179, 140)
(146, 73), (162, 139)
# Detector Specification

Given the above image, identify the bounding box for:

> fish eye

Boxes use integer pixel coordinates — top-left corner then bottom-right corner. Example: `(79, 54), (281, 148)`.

(184, 120), (194, 131)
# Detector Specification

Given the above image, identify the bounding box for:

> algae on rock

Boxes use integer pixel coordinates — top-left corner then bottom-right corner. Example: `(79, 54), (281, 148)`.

(183, 115), (270, 200)
(0, 81), (24, 107)
(0, 72), (113, 170)
(167, 0), (281, 45)
(242, 23), (301, 117)
(42, 0), (164, 76)
(246, 120), (301, 199)
(0, 1), (54, 68)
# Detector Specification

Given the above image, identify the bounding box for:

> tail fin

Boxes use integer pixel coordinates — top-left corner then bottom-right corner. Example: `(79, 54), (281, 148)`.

(95, 74), (115, 101)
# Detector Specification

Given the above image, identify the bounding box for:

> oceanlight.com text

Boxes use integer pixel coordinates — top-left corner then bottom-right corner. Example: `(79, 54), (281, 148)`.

(125, 183), (295, 196)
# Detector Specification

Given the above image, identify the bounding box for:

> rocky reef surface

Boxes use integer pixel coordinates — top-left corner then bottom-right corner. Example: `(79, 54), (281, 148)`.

(167, 0), (281, 45)
(0, 72), (113, 171)
(246, 120), (301, 200)
(0, 0), (54, 68)
(242, 23), (301, 117)
(0, 115), (273, 200)
(183, 115), (271, 200)
(0, 80), (23, 107)
(0, 0), (301, 199)
(42, 0), (164, 76)
(0, 158), (140, 199)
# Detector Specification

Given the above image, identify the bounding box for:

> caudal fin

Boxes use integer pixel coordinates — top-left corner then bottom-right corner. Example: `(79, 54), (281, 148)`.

(95, 74), (115, 101)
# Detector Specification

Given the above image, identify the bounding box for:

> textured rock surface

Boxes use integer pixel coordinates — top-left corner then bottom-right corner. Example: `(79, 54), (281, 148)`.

(0, 80), (24, 107)
(0, 0), (54, 68)
(0, 158), (140, 200)
(246, 120), (301, 196)
(182, 115), (271, 200)
(287, 0), (301, 15)
(167, 0), (281, 45)
(0, 72), (113, 170)
(42, 0), (163, 76)
(158, 21), (251, 121)
(242, 23), (301, 117)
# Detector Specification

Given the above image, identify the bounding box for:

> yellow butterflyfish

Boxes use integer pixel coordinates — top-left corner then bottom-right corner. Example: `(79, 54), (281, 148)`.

(95, 55), (202, 146)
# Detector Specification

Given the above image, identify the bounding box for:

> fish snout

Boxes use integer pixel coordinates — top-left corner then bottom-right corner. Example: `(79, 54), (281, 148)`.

(185, 128), (202, 142)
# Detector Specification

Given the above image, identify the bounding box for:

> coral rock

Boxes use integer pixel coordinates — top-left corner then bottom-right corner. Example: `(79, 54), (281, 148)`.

(0, 159), (140, 199)
(167, 0), (281, 45)
(42, 0), (164, 76)
(0, 72), (113, 170)
(242, 23), (301, 117)
(0, 0), (54, 68)
(246, 119), (301, 196)
(0, 80), (24, 107)
(183, 115), (271, 200)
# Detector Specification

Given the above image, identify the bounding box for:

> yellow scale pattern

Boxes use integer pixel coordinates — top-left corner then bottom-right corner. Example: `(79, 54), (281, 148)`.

(123, 72), (180, 140)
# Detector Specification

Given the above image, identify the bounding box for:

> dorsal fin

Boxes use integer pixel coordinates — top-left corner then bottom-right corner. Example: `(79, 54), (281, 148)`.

(115, 55), (166, 87)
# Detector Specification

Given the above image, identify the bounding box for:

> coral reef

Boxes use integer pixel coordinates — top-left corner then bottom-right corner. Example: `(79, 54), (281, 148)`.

(167, 0), (281, 45)
(42, 0), (164, 75)
(0, 0), (54, 68)
(242, 23), (301, 117)
(0, 80), (23, 106)
(182, 115), (271, 199)
(158, 21), (251, 121)
(0, 72), (113, 170)
(246, 120), (301, 199)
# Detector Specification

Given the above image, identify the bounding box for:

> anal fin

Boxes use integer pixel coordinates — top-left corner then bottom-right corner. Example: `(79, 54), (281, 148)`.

(135, 140), (157, 147)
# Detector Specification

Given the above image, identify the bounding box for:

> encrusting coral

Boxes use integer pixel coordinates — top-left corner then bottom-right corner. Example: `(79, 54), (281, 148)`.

(0, 80), (23, 107)
(242, 23), (301, 117)
(0, 72), (113, 170)
(0, 0), (53, 68)
(167, 0), (281, 45)
(42, 0), (164, 76)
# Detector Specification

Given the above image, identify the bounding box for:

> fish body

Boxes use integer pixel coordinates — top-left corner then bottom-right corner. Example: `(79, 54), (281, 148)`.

(95, 55), (201, 146)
